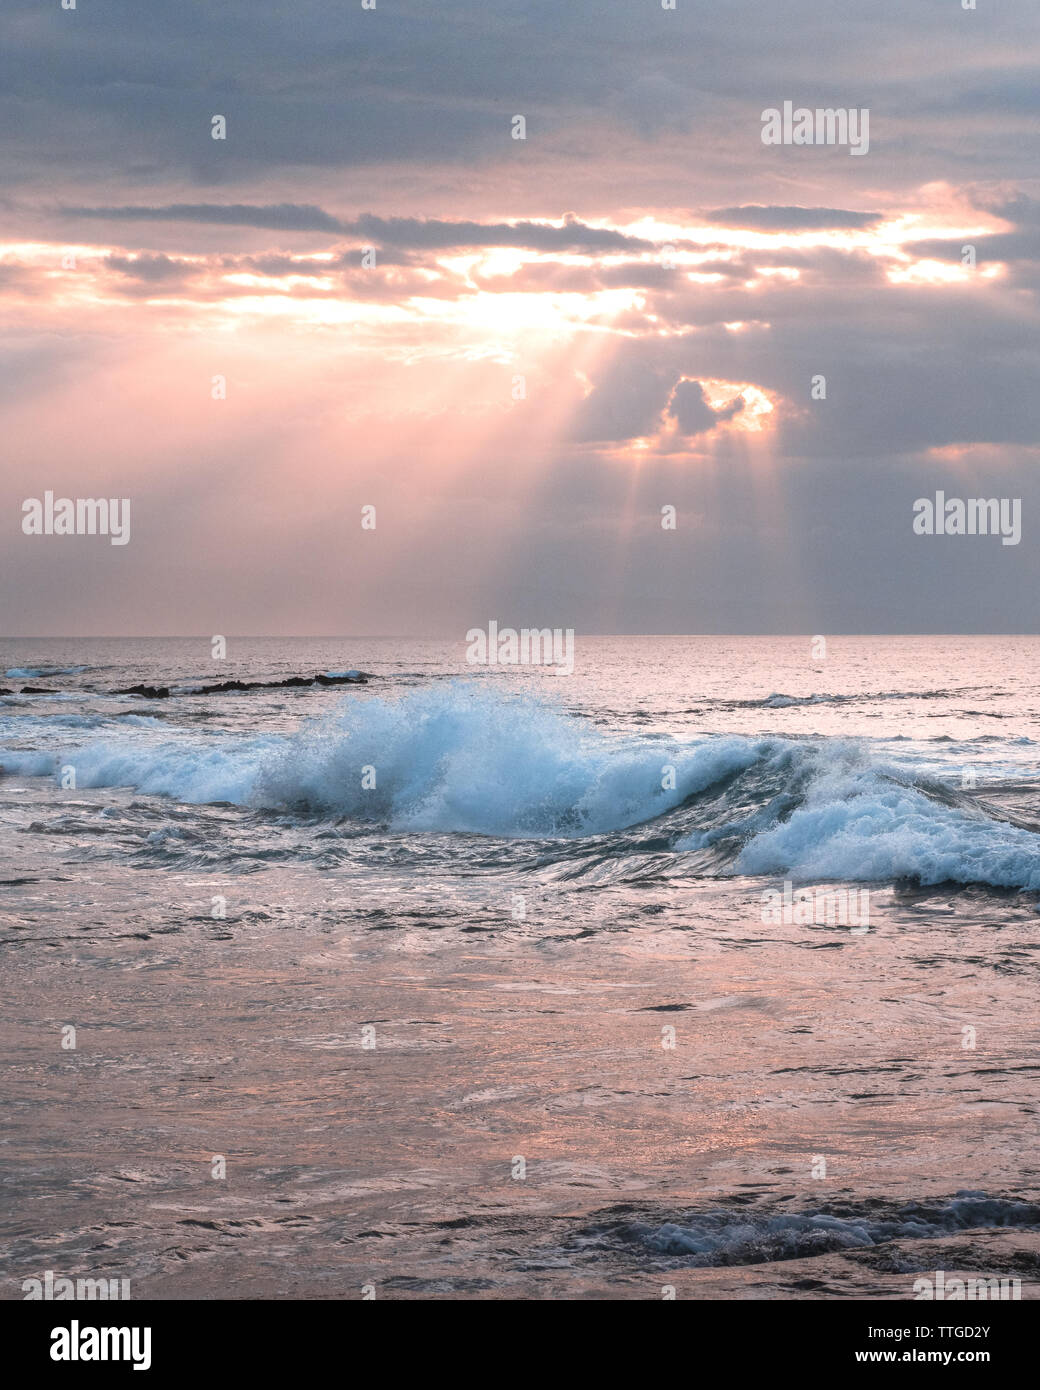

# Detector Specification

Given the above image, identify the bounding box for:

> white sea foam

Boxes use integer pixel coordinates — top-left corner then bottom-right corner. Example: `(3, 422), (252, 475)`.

(729, 759), (1040, 890)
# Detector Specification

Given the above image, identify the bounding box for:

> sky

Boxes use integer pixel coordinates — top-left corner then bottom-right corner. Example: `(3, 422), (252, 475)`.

(2, 0), (1038, 636)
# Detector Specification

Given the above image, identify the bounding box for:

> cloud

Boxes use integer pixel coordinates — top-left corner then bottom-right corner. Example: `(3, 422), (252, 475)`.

(570, 355), (676, 443)
(340, 214), (653, 253)
(703, 205), (883, 230)
(64, 203), (346, 233)
(983, 193), (1040, 227)
(668, 380), (745, 436)
(104, 253), (193, 281)
(4, 0), (1039, 210)
(5, 1), (1040, 633)
(60, 206), (653, 254)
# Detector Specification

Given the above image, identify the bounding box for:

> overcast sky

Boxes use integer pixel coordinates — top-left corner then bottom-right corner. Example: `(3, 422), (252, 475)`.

(2, 0), (1038, 635)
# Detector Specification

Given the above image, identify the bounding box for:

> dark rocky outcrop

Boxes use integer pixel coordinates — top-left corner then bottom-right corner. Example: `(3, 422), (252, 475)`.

(115, 684), (172, 699)
(114, 673), (370, 699)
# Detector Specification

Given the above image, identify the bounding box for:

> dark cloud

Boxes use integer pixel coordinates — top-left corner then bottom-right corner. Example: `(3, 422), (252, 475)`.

(231, 249), (417, 274)
(668, 380), (745, 436)
(703, 206), (883, 230)
(104, 253), (192, 281)
(62, 206), (652, 254)
(341, 215), (652, 253)
(570, 358), (675, 443)
(983, 193), (1040, 226)
(5, 0), (1033, 204)
(64, 203), (345, 232)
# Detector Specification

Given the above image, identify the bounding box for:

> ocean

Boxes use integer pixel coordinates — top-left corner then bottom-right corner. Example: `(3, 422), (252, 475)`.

(2, 634), (1039, 1298)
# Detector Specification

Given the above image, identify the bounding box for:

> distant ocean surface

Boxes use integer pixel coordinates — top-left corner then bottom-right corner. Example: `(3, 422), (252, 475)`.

(2, 635), (1039, 1299)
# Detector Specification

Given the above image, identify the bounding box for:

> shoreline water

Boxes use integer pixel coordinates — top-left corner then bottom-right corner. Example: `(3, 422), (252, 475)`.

(2, 636), (1039, 1298)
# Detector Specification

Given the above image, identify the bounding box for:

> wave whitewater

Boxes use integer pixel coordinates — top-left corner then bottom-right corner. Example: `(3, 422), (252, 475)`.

(3, 685), (1040, 891)
(722, 685), (998, 710)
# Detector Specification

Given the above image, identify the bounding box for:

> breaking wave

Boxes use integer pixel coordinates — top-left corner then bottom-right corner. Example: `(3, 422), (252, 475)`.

(3, 685), (1040, 889)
